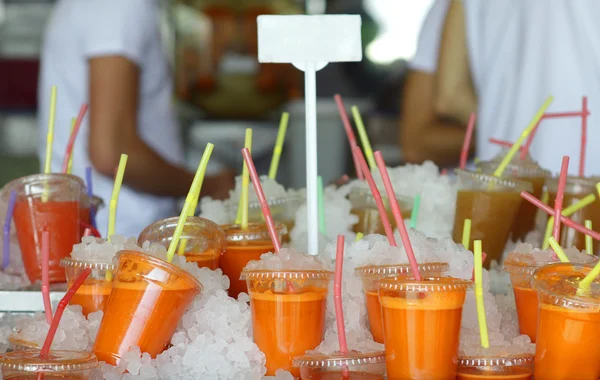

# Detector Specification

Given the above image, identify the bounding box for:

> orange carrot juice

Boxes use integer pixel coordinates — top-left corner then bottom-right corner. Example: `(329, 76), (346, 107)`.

(456, 355), (534, 380)
(0, 350), (98, 380)
(61, 258), (115, 316)
(379, 277), (470, 380)
(293, 351), (386, 380)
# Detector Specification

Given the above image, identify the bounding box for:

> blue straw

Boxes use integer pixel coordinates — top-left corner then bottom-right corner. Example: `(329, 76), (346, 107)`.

(3, 190), (17, 269)
(85, 167), (97, 229)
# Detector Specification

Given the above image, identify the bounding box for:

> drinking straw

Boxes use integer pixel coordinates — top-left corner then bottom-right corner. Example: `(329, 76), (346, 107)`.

(462, 219), (472, 249)
(493, 96), (554, 177)
(577, 253), (600, 296)
(44, 86), (57, 175)
(351, 148), (363, 179)
(2, 190), (16, 270)
(547, 237), (570, 263)
(79, 221), (101, 238)
(351, 106), (376, 169)
(473, 240), (489, 348)
(85, 167), (96, 228)
(334, 94), (363, 179)
(334, 235), (348, 354)
(355, 232), (364, 242)
(580, 96), (588, 177)
(236, 129), (253, 229)
(541, 189), (549, 205)
(374, 151), (422, 280)
(488, 138), (526, 153)
(460, 113), (476, 169)
(552, 157), (570, 243)
(39, 268), (91, 358)
(83, 228), (92, 237)
(242, 148), (281, 253)
(354, 147), (396, 246)
(317, 176), (326, 235)
(268, 112), (289, 180)
(542, 193), (596, 249)
(61, 104), (88, 173)
(41, 230), (52, 324)
(65, 119), (75, 174)
(166, 143), (214, 263)
(409, 194), (421, 229)
(107, 154), (128, 240)
(585, 220), (593, 254)
(441, 168), (448, 176)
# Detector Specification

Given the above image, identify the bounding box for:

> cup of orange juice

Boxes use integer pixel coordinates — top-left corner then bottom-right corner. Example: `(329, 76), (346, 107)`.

(532, 262), (600, 380)
(378, 276), (471, 380)
(293, 351), (386, 379)
(0, 350), (99, 379)
(354, 262), (449, 343)
(60, 258), (114, 316)
(457, 354), (534, 380)
(93, 250), (202, 365)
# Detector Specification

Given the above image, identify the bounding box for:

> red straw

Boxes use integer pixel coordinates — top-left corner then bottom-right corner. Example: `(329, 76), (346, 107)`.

(488, 138), (527, 153)
(334, 235), (348, 353)
(41, 231), (52, 324)
(79, 221), (101, 238)
(459, 113), (476, 169)
(334, 94), (363, 179)
(61, 104), (89, 173)
(374, 151), (421, 280)
(83, 228), (92, 237)
(441, 168), (448, 176)
(40, 268), (91, 358)
(351, 148), (363, 179)
(580, 96), (588, 176)
(241, 148), (281, 253)
(553, 157), (569, 242)
(353, 146), (396, 246)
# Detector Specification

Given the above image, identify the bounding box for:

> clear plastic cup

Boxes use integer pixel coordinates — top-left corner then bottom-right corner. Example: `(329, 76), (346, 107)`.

(453, 169), (532, 267)
(503, 251), (598, 342)
(220, 222), (287, 299)
(138, 216), (226, 270)
(457, 354), (534, 380)
(1, 173), (83, 283)
(378, 276), (471, 380)
(241, 269), (333, 377)
(93, 250), (202, 365)
(532, 262), (600, 380)
(7, 334), (38, 351)
(60, 258), (116, 316)
(349, 187), (413, 236)
(293, 351), (386, 379)
(0, 350), (98, 379)
(354, 262), (450, 343)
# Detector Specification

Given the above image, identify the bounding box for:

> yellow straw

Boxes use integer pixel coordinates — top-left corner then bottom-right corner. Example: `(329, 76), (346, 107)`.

(596, 183), (600, 198)
(351, 106), (376, 169)
(44, 86), (58, 174)
(493, 96), (554, 177)
(585, 220), (593, 255)
(107, 154), (128, 239)
(542, 193), (596, 248)
(355, 232), (364, 242)
(237, 129), (252, 229)
(268, 112), (289, 180)
(167, 143), (214, 263)
(542, 217), (554, 250)
(548, 237), (570, 263)
(66, 118), (76, 174)
(474, 240), (489, 348)
(577, 259), (600, 296)
(541, 190), (549, 205)
(462, 219), (471, 249)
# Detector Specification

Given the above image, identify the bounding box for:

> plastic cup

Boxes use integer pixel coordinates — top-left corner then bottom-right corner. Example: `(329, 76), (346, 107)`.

(348, 187), (413, 236)
(378, 276), (471, 380)
(7, 334), (38, 351)
(546, 176), (600, 252)
(92, 250), (202, 365)
(532, 262), (600, 379)
(0, 350), (98, 379)
(79, 195), (104, 238)
(457, 354), (534, 380)
(453, 169), (531, 267)
(354, 262), (450, 343)
(242, 269), (333, 377)
(60, 258), (115, 316)
(503, 250), (598, 342)
(293, 351), (386, 379)
(1, 173), (83, 283)
(220, 222), (286, 299)
(138, 216), (226, 270)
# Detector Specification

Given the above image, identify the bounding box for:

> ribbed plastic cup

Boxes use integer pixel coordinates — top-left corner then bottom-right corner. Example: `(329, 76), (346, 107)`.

(0, 350), (98, 379)
(293, 351), (386, 379)
(349, 187), (413, 236)
(457, 354), (534, 380)
(60, 258), (116, 316)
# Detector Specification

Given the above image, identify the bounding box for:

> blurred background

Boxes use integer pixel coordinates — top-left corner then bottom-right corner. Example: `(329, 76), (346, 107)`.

(0, 0), (435, 188)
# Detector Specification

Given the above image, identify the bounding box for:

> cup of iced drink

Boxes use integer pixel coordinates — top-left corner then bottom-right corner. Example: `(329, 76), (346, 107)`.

(532, 262), (600, 379)
(457, 354), (534, 380)
(0, 350), (98, 379)
(220, 222), (286, 299)
(503, 245), (598, 342)
(247, 193), (304, 243)
(293, 351), (386, 379)
(349, 187), (413, 236)
(60, 258), (114, 316)
(1, 173), (83, 283)
(453, 169), (531, 267)
(79, 194), (104, 237)
(546, 175), (600, 252)
(93, 250), (202, 365)
(378, 276), (471, 380)
(138, 216), (226, 270)
(354, 262), (450, 343)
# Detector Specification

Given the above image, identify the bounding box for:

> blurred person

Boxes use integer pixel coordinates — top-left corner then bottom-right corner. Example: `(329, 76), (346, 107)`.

(38, 0), (234, 237)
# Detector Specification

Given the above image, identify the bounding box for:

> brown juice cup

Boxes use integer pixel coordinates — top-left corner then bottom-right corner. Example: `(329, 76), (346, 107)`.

(293, 351), (386, 379)
(0, 350), (98, 379)
(60, 258), (116, 316)
(457, 354), (534, 380)
(348, 187), (413, 236)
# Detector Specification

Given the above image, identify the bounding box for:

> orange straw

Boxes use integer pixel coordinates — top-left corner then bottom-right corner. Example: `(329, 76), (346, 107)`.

(374, 151), (421, 281)
(334, 94), (363, 179)
(553, 157), (569, 243)
(61, 104), (88, 173)
(353, 146), (396, 246)
(334, 235), (348, 353)
(41, 230), (52, 324)
(460, 113), (476, 169)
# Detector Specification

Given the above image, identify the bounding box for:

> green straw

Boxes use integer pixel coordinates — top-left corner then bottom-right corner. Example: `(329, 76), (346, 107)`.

(355, 232), (364, 241)
(318, 176), (326, 235)
(409, 194), (421, 229)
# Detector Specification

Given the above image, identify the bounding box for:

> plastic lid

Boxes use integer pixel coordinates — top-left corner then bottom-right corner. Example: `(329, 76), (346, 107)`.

(546, 175), (599, 194)
(240, 269), (333, 281)
(248, 192), (305, 209)
(504, 251), (598, 276)
(293, 351), (386, 368)
(533, 263), (600, 310)
(8, 333), (38, 349)
(348, 186), (414, 211)
(478, 148), (550, 178)
(1, 173), (84, 201)
(455, 168), (533, 192)
(221, 222), (287, 243)
(378, 276), (472, 292)
(138, 216), (226, 251)
(458, 354), (534, 367)
(354, 262), (450, 278)
(60, 257), (116, 271)
(0, 350), (98, 372)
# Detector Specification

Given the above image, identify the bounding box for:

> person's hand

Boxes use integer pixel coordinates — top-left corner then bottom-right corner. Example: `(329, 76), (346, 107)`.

(202, 168), (236, 200)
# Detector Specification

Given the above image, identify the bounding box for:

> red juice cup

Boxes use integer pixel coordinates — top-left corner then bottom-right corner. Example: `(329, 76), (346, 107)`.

(0, 350), (98, 379)
(293, 351), (386, 379)
(220, 222), (286, 299)
(354, 262), (450, 343)
(138, 216), (226, 270)
(93, 250), (202, 365)
(378, 276), (471, 380)
(349, 187), (413, 236)
(242, 269), (332, 377)
(532, 262), (600, 380)
(60, 258), (115, 316)
(457, 354), (534, 380)
(2, 173), (83, 283)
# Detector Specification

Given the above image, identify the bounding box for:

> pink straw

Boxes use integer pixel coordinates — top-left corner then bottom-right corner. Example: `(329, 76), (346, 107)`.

(580, 96), (588, 176)
(374, 151), (421, 280)
(41, 231), (52, 324)
(241, 148), (281, 253)
(353, 146), (396, 246)
(334, 235), (348, 354)
(61, 104), (89, 173)
(488, 138), (527, 153)
(553, 157), (569, 243)
(334, 94), (363, 179)
(460, 113), (476, 169)
(441, 168), (448, 176)
(83, 228), (92, 237)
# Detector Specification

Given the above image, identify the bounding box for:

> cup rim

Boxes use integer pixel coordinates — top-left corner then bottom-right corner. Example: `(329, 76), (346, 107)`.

(348, 186), (414, 210)
(0, 350), (98, 372)
(221, 222), (287, 243)
(138, 216), (227, 250)
(354, 262), (450, 278)
(454, 168), (533, 192)
(458, 353), (534, 367)
(1, 173), (85, 200)
(7, 333), (38, 350)
(378, 276), (472, 292)
(532, 262), (600, 309)
(545, 175), (600, 194)
(60, 257), (116, 271)
(292, 350), (386, 368)
(240, 269), (333, 281)
(477, 159), (551, 178)
(225, 191), (306, 209)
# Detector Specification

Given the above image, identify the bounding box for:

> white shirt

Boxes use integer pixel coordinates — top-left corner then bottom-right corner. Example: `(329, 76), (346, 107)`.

(410, 0), (450, 73)
(464, 0), (600, 176)
(38, 0), (184, 237)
